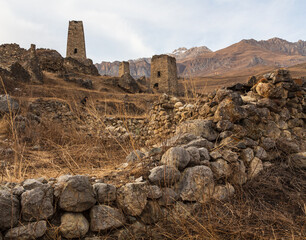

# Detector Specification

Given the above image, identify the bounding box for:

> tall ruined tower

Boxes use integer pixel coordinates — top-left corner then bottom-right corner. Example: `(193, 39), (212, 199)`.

(66, 20), (86, 59)
(151, 54), (178, 95)
(119, 61), (130, 77)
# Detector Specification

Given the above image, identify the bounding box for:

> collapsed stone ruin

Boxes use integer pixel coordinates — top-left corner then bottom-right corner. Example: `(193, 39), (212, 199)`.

(0, 69), (305, 239)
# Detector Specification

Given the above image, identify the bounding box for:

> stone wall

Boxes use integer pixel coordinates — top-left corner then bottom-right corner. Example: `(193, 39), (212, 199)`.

(151, 54), (178, 95)
(0, 69), (305, 239)
(66, 20), (86, 60)
(118, 61), (130, 77)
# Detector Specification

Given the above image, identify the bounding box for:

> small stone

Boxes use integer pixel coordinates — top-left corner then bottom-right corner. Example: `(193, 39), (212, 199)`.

(178, 166), (214, 203)
(148, 165), (180, 186)
(230, 160), (247, 185)
(56, 175), (96, 212)
(140, 201), (163, 224)
(90, 205), (126, 232)
(161, 147), (190, 170)
(158, 188), (179, 206)
(176, 120), (218, 141)
(210, 159), (232, 179)
(0, 190), (20, 230)
(21, 184), (54, 221)
(126, 150), (145, 162)
(183, 138), (214, 150)
(60, 213), (89, 239)
(186, 147), (201, 165)
(198, 147), (210, 161)
(213, 183), (235, 201)
(5, 221), (47, 240)
(261, 137), (276, 150)
(248, 157), (263, 179)
(117, 182), (148, 216)
(93, 183), (116, 204)
(147, 185), (162, 199)
(240, 148), (254, 163)
(22, 179), (43, 190)
(289, 152), (306, 168)
(254, 146), (268, 160)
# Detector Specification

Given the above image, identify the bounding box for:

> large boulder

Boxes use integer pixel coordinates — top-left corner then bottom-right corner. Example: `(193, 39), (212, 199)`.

(4, 221), (47, 240)
(116, 182), (148, 216)
(21, 184), (54, 221)
(56, 175), (96, 212)
(214, 98), (246, 123)
(0, 190), (20, 230)
(148, 165), (181, 186)
(90, 205), (126, 232)
(161, 147), (190, 170)
(178, 166), (214, 203)
(176, 120), (218, 141)
(60, 213), (89, 239)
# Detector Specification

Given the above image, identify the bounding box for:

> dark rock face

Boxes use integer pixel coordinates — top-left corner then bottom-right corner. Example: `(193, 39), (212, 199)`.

(0, 44), (43, 84)
(118, 73), (141, 93)
(37, 49), (64, 72)
(63, 57), (99, 76)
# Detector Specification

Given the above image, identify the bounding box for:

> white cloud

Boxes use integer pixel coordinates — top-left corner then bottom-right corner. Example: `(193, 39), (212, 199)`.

(0, 0), (305, 62)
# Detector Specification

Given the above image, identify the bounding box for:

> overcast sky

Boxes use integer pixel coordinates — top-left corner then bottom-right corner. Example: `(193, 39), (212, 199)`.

(0, 0), (305, 63)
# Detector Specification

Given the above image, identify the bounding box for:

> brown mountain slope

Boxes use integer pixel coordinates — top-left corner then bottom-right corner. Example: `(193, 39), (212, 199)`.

(95, 38), (306, 78)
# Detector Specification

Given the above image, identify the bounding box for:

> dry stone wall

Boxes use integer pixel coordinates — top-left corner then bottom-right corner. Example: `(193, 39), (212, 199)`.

(0, 69), (305, 239)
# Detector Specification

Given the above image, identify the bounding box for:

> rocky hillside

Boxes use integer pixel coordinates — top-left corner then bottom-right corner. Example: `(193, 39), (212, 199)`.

(95, 38), (306, 78)
(0, 69), (305, 239)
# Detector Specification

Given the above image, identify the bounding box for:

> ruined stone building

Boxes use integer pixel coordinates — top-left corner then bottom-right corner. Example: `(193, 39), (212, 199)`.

(119, 61), (130, 77)
(150, 54), (178, 95)
(66, 21), (86, 59)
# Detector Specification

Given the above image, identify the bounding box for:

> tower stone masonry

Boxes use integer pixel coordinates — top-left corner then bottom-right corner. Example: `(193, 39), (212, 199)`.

(119, 61), (130, 77)
(66, 20), (86, 59)
(150, 54), (178, 95)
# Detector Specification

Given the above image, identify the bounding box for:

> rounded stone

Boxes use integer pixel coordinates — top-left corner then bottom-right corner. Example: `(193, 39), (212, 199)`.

(161, 147), (190, 170)
(60, 213), (89, 239)
(148, 165), (181, 186)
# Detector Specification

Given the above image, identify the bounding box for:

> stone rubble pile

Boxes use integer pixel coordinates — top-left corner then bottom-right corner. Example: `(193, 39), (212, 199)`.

(0, 69), (305, 239)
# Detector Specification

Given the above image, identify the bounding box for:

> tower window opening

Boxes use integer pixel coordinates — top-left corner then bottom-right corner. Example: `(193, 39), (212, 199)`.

(74, 48), (78, 54)
(153, 83), (159, 90)
(157, 71), (161, 77)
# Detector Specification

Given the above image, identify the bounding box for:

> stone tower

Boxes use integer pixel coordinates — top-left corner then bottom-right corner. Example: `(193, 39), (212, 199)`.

(66, 20), (86, 59)
(119, 61), (130, 77)
(150, 54), (178, 95)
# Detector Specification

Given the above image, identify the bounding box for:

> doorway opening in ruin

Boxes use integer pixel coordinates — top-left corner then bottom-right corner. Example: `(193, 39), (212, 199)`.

(74, 48), (78, 54)
(153, 83), (159, 90)
(157, 71), (161, 77)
